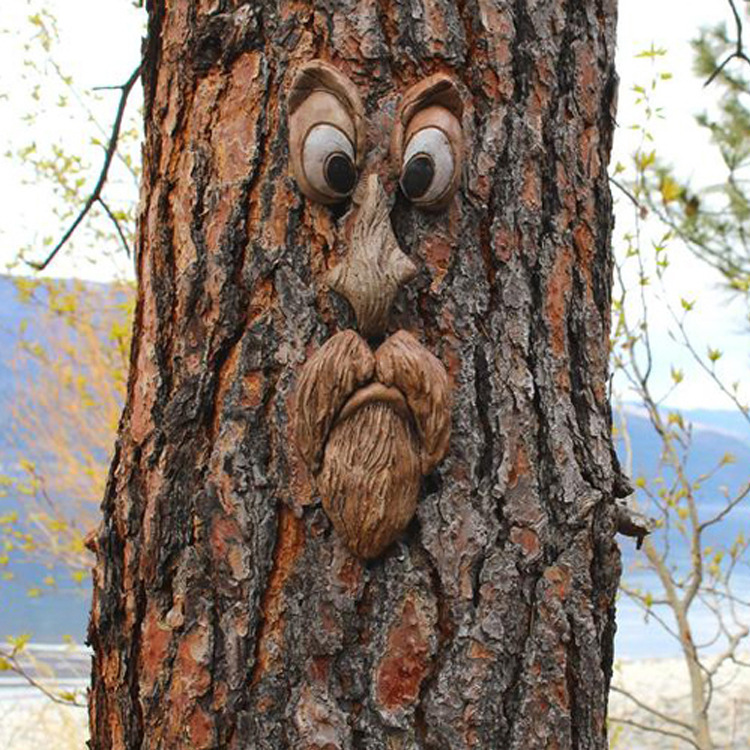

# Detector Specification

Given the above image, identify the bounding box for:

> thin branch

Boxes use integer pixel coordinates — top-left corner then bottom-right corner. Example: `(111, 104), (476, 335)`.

(619, 585), (683, 642)
(0, 649), (86, 708)
(610, 176), (643, 211)
(47, 59), (136, 179)
(705, 53), (739, 88)
(668, 304), (750, 423)
(610, 685), (695, 732)
(707, 624), (750, 676)
(698, 482), (750, 532)
(705, 0), (750, 87)
(92, 83), (131, 91)
(97, 197), (132, 257)
(28, 64), (141, 272)
(607, 716), (700, 749)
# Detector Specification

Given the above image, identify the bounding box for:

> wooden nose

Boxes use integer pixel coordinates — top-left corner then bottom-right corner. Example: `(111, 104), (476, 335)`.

(327, 174), (417, 339)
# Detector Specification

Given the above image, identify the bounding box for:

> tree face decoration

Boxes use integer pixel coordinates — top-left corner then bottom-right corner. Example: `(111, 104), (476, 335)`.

(291, 61), (457, 559)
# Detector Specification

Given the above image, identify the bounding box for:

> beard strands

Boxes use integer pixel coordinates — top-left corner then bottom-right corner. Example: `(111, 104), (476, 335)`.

(319, 402), (422, 558)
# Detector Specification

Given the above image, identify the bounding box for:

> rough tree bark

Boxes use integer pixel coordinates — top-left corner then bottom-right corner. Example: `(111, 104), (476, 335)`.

(88, 1), (628, 748)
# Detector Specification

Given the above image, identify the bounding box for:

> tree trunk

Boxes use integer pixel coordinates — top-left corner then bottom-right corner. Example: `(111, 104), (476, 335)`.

(88, 1), (626, 748)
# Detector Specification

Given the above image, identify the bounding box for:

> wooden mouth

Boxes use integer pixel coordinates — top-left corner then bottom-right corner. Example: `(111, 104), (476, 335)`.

(336, 382), (411, 425)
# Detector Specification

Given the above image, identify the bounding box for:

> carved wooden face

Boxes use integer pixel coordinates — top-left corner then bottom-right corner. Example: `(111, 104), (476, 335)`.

(289, 61), (457, 558)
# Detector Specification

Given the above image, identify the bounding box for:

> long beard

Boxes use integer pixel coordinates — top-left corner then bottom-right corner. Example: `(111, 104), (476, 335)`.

(318, 402), (422, 559)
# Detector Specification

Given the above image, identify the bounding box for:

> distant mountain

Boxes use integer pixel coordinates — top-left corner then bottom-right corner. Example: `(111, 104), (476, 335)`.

(681, 407), (750, 445)
(613, 404), (750, 657)
(616, 403), (750, 560)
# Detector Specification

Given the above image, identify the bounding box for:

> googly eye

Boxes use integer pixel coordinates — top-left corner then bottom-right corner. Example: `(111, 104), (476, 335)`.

(400, 127), (455, 205)
(288, 62), (365, 206)
(302, 124), (357, 200)
(392, 83), (464, 211)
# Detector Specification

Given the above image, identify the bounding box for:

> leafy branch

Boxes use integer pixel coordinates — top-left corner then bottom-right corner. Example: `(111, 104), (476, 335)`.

(0, 641), (85, 708)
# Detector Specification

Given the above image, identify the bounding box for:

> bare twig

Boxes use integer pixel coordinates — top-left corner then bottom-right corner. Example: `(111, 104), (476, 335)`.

(0, 649), (86, 708)
(92, 83), (131, 91)
(610, 176), (643, 211)
(667, 303), (750, 423)
(708, 624), (750, 676)
(610, 685), (695, 732)
(619, 585), (683, 642)
(28, 64), (141, 271)
(607, 715), (700, 749)
(699, 482), (750, 532)
(705, 0), (750, 87)
(97, 197), (132, 257)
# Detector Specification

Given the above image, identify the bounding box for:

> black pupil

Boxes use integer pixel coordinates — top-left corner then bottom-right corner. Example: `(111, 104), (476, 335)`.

(325, 153), (356, 195)
(401, 154), (435, 200)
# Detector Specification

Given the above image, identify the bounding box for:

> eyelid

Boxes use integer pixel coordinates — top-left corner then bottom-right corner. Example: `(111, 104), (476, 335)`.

(289, 90), (358, 204)
(298, 91), (358, 153)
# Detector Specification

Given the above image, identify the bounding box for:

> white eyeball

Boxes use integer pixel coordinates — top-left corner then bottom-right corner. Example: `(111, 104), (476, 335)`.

(302, 124), (357, 201)
(400, 127), (455, 206)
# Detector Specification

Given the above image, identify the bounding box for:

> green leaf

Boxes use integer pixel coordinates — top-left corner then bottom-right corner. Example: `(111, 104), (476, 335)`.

(635, 45), (667, 59)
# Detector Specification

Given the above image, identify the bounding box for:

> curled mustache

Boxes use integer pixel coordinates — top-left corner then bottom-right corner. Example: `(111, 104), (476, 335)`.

(294, 330), (451, 558)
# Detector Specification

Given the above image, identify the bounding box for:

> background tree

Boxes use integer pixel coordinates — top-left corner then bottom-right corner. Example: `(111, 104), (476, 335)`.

(639, 0), (750, 320)
(606, 23), (750, 750)
(5, 278), (132, 573)
(1, 4), (142, 276)
(87, 2), (628, 748)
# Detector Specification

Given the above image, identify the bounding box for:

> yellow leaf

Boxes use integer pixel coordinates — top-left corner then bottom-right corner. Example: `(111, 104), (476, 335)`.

(8, 633), (30, 653)
(660, 176), (681, 203)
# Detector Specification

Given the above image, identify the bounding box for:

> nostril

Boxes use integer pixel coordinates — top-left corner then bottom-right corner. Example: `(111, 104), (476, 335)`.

(367, 332), (386, 349)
